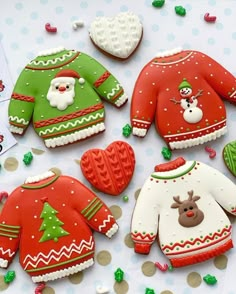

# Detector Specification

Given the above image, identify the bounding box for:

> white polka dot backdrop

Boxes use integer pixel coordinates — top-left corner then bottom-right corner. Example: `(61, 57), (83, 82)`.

(0, 0), (236, 293)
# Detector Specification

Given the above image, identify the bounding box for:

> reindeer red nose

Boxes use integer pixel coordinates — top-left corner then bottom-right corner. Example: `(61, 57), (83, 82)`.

(186, 211), (194, 217)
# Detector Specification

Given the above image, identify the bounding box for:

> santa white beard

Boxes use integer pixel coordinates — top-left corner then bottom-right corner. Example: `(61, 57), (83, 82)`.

(47, 86), (75, 111)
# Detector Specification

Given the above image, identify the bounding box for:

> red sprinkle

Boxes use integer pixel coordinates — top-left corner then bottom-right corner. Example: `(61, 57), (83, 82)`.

(205, 146), (216, 159)
(35, 282), (46, 294)
(204, 13), (217, 22)
(45, 23), (57, 33)
(154, 262), (169, 272)
(0, 191), (8, 202)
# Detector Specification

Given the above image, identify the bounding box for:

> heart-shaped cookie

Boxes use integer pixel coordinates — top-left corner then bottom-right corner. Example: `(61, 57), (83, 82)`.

(89, 12), (143, 60)
(80, 141), (135, 195)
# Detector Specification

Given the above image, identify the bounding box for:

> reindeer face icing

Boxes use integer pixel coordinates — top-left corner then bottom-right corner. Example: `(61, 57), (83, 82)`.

(171, 190), (204, 228)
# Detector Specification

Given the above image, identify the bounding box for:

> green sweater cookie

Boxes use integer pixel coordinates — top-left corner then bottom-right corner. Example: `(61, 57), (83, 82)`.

(223, 141), (236, 176)
(8, 46), (128, 148)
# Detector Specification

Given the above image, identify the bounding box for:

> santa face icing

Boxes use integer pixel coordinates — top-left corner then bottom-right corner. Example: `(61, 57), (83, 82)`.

(47, 77), (75, 110)
(131, 48), (236, 150)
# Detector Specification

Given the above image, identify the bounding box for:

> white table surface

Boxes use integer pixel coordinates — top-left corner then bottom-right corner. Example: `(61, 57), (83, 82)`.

(1, 1), (236, 293)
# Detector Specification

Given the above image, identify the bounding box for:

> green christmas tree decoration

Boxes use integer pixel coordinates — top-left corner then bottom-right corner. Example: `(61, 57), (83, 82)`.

(39, 202), (69, 243)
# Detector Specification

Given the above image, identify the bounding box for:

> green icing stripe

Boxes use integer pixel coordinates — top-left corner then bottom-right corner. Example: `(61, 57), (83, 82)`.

(0, 232), (18, 238)
(87, 203), (103, 221)
(26, 251), (94, 272)
(21, 175), (59, 190)
(151, 161), (196, 180)
(84, 200), (102, 218)
(81, 198), (97, 215)
(0, 227), (20, 234)
(0, 224), (21, 229)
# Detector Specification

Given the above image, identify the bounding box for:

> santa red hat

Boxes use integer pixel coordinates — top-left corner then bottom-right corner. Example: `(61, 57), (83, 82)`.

(51, 69), (85, 85)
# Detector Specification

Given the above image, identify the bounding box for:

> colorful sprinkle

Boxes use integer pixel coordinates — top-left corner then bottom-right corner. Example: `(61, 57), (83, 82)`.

(4, 271), (16, 284)
(45, 23), (57, 33)
(72, 20), (84, 30)
(168, 265), (174, 271)
(204, 13), (217, 23)
(122, 124), (132, 137)
(114, 268), (124, 283)
(161, 147), (172, 160)
(152, 0), (165, 8)
(154, 262), (169, 272)
(175, 6), (186, 16)
(145, 288), (155, 294)
(35, 282), (46, 294)
(205, 146), (216, 159)
(122, 195), (129, 202)
(23, 151), (33, 165)
(203, 274), (217, 285)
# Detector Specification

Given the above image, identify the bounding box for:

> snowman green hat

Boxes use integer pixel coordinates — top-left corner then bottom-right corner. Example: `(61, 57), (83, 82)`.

(178, 78), (192, 90)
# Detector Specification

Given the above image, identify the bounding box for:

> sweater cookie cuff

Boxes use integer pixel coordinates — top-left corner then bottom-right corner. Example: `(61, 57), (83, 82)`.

(9, 125), (24, 135)
(114, 92), (128, 107)
(134, 243), (151, 254)
(0, 258), (8, 268)
(105, 223), (119, 238)
(132, 127), (147, 137)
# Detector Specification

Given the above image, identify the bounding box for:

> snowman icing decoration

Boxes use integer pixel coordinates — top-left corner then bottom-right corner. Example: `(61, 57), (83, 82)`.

(170, 78), (203, 124)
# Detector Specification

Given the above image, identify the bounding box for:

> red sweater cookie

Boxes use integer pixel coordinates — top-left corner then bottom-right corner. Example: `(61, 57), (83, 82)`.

(131, 48), (236, 150)
(0, 171), (118, 283)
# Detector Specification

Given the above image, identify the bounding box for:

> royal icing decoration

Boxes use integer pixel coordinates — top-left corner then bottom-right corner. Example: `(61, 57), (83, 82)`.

(130, 48), (236, 150)
(223, 140), (236, 177)
(131, 157), (236, 267)
(89, 12), (143, 60)
(80, 141), (135, 196)
(0, 172), (118, 282)
(8, 48), (128, 148)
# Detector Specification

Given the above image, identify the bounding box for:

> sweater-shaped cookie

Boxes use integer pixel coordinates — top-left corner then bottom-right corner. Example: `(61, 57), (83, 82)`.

(131, 157), (236, 267)
(8, 46), (128, 148)
(130, 48), (236, 150)
(0, 171), (118, 282)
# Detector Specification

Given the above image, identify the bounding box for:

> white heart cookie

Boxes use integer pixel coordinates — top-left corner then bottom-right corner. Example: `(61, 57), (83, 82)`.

(89, 12), (143, 60)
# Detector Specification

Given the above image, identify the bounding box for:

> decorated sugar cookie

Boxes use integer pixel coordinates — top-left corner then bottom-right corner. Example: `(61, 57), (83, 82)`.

(131, 157), (236, 267)
(223, 141), (236, 177)
(130, 48), (236, 150)
(0, 171), (118, 282)
(8, 47), (128, 148)
(80, 141), (135, 196)
(89, 12), (143, 60)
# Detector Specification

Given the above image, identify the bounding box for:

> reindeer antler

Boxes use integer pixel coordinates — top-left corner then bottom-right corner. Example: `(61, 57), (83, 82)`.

(187, 190), (194, 200)
(173, 196), (182, 204)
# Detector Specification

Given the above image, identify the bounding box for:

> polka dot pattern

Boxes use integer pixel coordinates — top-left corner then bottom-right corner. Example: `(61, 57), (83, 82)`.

(109, 205), (122, 220)
(96, 250), (112, 266)
(141, 261), (156, 277)
(214, 254), (228, 269)
(187, 272), (202, 288)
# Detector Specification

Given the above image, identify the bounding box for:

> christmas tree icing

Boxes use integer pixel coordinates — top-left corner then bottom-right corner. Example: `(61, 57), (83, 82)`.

(39, 201), (69, 243)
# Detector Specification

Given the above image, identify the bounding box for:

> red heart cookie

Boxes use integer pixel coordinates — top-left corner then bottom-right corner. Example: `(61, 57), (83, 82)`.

(80, 141), (135, 196)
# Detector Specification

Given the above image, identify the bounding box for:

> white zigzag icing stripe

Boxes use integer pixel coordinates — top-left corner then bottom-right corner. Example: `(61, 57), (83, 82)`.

(107, 84), (121, 99)
(0, 247), (15, 258)
(29, 51), (75, 66)
(23, 237), (94, 269)
(98, 215), (114, 231)
(39, 112), (104, 136)
(9, 116), (29, 125)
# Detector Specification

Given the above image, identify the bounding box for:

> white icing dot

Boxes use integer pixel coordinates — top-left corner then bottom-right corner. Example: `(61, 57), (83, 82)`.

(74, 223), (78, 226)
(2, 222), (5, 224)
(47, 234), (50, 237)
(71, 190), (75, 194)
(139, 90), (143, 94)
(49, 217), (52, 220)
(9, 238), (12, 241)
(26, 82), (29, 86)
(105, 209), (108, 212)
(35, 200), (38, 203)
(34, 215), (37, 219)
(22, 110), (25, 113)
(94, 219), (97, 222)
(62, 204), (66, 207)
(152, 82), (155, 86)
(88, 199), (91, 202)
(150, 101), (153, 104)
(51, 187), (54, 190)
(164, 108), (167, 111)
(210, 74), (214, 77)
(94, 72), (97, 74)
(53, 226), (56, 229)
(161, 70), (165, 73)
(21, 189), (24, 193)
(73, 239), (76, 243)
(16, 206), (19, 209)
(32, 235), (35, 239)
(41, 115), (44, 118)
(166, 88), (170, 91)
(145, 72), (149, 75)
(209, 63), (212, 66)
(194, 76), (198, 80)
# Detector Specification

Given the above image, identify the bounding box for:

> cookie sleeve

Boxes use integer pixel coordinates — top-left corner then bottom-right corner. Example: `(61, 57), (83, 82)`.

(197, 51), (236, 103)
(131, 177), (159, 254)
(130, 61), (158, 137)
(76, 52), (128, 108)
(200, 162), (236, 215)
(71, 179), (118, 238)
(0, 191), (21, 268)
(8, 68), (35, 135)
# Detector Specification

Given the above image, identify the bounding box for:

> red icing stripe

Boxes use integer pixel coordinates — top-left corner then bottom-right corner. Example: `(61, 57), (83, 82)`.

(34, 103), (104, 128)
(11, 93), (35, 102)
(93, 71), (111, 88)
(131, 232), (156, 242)
(170, 239), (233, 267)
(155, 157), (186, 172)
(162, 226), (231, 251)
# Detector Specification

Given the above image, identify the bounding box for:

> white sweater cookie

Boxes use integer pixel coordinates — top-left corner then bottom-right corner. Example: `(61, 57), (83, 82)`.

(131, 157), (236, 267)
